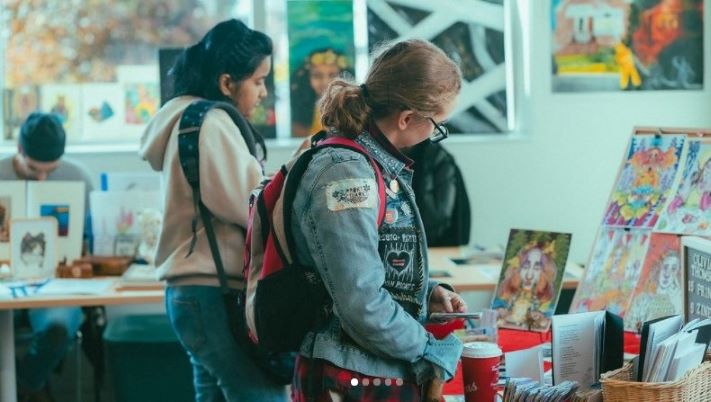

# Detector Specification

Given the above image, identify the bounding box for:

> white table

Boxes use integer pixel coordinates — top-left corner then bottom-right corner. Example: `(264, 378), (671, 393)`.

(0, 279), (163, 402)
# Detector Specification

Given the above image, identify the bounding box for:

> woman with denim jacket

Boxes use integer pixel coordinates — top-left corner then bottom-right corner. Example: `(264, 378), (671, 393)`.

(290, 39), (467, 401)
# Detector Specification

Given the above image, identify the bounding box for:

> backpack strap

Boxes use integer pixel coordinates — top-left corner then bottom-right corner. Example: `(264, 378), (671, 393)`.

(178, 99), (265, 258)
(278, 136), (387, 267)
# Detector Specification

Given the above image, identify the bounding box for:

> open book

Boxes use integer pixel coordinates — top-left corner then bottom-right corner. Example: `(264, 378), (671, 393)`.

(551, 311), (623, 389)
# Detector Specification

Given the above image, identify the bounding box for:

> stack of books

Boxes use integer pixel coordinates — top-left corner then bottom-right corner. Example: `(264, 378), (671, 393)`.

(637, 315), (710, 382)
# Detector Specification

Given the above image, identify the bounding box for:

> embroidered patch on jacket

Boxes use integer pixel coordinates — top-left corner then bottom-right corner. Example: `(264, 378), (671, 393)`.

(326, 178), (377, 211)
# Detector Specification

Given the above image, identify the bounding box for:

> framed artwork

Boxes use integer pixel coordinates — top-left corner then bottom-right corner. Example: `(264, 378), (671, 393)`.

(26, 181), (85, 263)
(3, 86), (40, 140)
(625, 233), (682, 332)
(655, 139), (711, 236)
(552, 0), (704, 92)
(367, 0), (509, 134)
(681, 236), (711, 322)
(0, 181), (26, 262)
(570, 228), (651, 316)
(10, 218), (58, 280)
(491, 229), (572, 332)
(124, 83), (159, 125)
(90, 190), (161, 256)
(287, 0), (355, 137)
(81, 83), (125, 140)
(39, 84), (83, 140)
(604, 135), (686, 228)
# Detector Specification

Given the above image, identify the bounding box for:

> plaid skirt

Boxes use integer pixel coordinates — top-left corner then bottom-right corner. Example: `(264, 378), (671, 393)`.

(291, 356), (423, 402)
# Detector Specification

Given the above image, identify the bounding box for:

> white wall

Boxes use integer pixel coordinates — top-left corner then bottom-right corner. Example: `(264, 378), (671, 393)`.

(14, 2), (711, 265)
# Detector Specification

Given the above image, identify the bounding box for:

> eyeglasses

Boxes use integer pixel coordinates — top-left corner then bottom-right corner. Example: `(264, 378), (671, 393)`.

(428, 117), (449, 143)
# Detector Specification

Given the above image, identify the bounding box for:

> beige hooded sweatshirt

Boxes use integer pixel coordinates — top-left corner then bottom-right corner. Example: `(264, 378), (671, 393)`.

(139, 96), (262, 288)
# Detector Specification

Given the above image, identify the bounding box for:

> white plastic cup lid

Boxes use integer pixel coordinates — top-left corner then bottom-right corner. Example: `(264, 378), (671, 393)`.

(461, 341), (502, 359)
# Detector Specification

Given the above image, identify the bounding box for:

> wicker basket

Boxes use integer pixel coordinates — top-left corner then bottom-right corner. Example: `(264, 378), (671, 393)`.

(600, 353), (711, 402)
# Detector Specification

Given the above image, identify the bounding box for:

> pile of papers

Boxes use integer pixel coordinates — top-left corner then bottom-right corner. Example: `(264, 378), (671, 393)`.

(502, 378), (579, 402)
(638, 315), (710, 382)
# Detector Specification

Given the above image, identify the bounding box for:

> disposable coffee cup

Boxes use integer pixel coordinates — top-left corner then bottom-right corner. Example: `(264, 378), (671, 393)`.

(461, 341), (502, 402)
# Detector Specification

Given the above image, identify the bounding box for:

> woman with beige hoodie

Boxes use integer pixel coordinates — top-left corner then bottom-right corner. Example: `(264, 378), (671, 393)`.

(139, 19), (286, 402)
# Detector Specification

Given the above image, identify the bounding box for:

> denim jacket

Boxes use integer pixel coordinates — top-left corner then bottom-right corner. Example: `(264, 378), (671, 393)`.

(290, 131), (463, 384)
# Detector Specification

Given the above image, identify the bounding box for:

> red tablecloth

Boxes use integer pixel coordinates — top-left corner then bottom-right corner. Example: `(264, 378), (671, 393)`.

(437, 327), (642, 396)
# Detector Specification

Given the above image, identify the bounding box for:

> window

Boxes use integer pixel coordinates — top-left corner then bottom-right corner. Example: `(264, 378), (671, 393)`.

(1, 0), (514, 148)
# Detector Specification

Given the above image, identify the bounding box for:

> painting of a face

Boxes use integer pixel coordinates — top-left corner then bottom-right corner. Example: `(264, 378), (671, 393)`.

(658, 253), (680, 291)
(520, 248), (543, 290)
(309, 62), (341, 97)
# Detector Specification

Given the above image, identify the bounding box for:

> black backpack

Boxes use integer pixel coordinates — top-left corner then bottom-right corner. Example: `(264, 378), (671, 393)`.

(177, 99), (294, 385)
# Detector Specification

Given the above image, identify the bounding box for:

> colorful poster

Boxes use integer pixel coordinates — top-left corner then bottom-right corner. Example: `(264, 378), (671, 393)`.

(287, 0), (355, 137)
(124, 83), (159, 125)
(552, 0), (704, 92)
(81, 83), (125, 139)
(367, 0), (509, 134)
(39, 84), (83, 139)
(491, 229), (572, 332)
(625, 233), (682, 332)
(604, 135), (685, 228)
(655, 139), (711, 236)
(570, 228), (651, 316)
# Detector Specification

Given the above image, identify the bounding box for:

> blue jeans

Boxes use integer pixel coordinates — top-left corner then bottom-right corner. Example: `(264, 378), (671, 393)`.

(15, 307), (83, 391)
(166, 286), (287, 402)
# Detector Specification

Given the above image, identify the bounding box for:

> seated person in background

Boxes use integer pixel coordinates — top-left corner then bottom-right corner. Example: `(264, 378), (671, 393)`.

(404, 139), (471, 247)
(0, 112), (93, 401)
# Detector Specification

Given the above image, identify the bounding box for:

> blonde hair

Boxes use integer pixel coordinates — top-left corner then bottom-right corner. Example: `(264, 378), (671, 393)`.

(319, 39), (462, 137)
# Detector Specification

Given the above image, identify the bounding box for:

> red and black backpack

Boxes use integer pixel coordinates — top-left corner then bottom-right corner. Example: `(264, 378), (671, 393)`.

(243, 133), (386, 353)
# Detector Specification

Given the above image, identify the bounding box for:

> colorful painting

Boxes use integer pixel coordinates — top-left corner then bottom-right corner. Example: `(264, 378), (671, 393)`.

(604, 135), (685, 228)
(3, 86), (39, 140)
(39, 84), (83, 139)
(625, 233), (682, 332)
(10, 218), (57, 280)
(287, 0), (355, 137)
(655, 139), (711, 235)
(491, 229), (572, 332)
(124, 83), (159, 125)
(367, 0), (509, 134)
(27, 181), (85, 263)
(552, 0), (704, 92)
(40, 204), (70, 237)
(81, 84), (125, 139)
(570, 228), (651, 316)
(0, 197), (10, 243)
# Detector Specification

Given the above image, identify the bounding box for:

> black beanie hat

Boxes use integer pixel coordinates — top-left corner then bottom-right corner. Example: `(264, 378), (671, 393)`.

(19, 112), (66, 162)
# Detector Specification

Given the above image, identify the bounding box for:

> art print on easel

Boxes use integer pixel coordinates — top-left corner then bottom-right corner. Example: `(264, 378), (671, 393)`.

(604, 135), (685, 228)
(491, 229), (572, 332)
(625, 233), (682, 332)
(10, 218), (57, 280)
(655, 139), (711, 236)
(570, 228), (651, 316)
